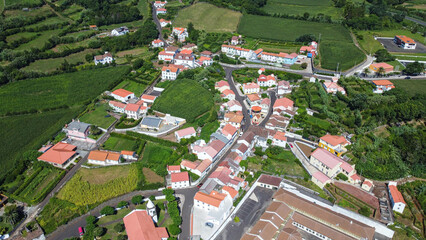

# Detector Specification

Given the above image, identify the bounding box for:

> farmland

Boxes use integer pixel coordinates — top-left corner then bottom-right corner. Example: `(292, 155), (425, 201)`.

(173, 2), (242, 32)
(78, 102), (116, 129)
(261, 0), (341, 20)
(152, 78), (214, 122)
(237, 15), (365, 70)
(142, 142), (174, 177)
(102, 136), (138, 152)
(0, 66), (129, 115)
(391, 79), (426, 96)
(5, 0), (42, 7)
(113, 79), (147, 97)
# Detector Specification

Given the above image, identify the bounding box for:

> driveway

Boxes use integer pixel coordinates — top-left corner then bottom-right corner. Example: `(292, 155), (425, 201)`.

(214, 187), (275, 240)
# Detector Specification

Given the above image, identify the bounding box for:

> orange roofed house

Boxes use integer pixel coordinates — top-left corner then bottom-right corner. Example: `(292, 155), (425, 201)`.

(394, 35), (416, 49)
(388, 181), (406, 214)
(37, 142), (77, 168)
(372, 80), (395, 94)
(124, 210), (169, 240)
(87, 150), (121, 166)
(111, 89), (135, 102)
(369, 62), (394, 74)
(319, 134), (350, 157)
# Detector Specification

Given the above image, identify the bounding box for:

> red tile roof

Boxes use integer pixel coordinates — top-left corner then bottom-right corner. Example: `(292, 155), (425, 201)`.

(258, 174), (282, 187)
(222, 186), (238, 198)
(215, 80), (229, 88)
(194, 190), (227, 207)
(37, 142), (76, 165)
(320, 134), (348, 146)
(112, 89), (134, 98)
(88, 150), (120, 162)
(396, 35), (415, 44)
(109, 100), (126, 109)
(313, 171), (330, 184)
(167, 165), (180, 172)
(311, 148), (342, 169)
(181, 160), (199, 170)
(175, 127), (196, 138)
(372, 79), (394, 86)
(389, 185), (406, 204)
(121, 150), (135, 156)
(273, 131), (287, 141)
(123, 210), (169, 240)
(171, 172), (189, 182)
(141, 94), (156, 101)
(125, 103), (140, 112)
(350, 174), (361, 181)
(222, 124), (237, 137)
(273, 97), (294, 109)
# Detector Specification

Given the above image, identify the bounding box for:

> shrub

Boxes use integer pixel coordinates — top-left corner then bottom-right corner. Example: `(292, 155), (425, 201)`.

(116, 235), (127, 240)
(117, 201), (128, 208)
(114, 223), (125, 233)
(93, 227), (106, 237)
(86, 215), (97, 225)
(131, 195), (143, 205)
(168, 224), (182, 235)
(336, 173), (348, 181)
(100, 206), (115, 216)
(149, 195), (156, 201)
(234, 216), (240, 222)
(359, 206), (371, 217)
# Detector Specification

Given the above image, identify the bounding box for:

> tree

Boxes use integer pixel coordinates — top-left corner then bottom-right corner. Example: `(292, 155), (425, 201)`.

(100, 206), (115, 216)
(149, 195), (156, 202)
(86, 215), (97, 225)
(301, 62), (308, 69)
(117, 201), (128, 208)
(295, 34), (316, 44)
(131, 195), (143, 205)
(374, 49), (395, 62)
(168, 225), (182, 235)
(303, 12), (310, 20)
(116, 235), (127, 240)
(132, 58), (144, 70)
(403, 61), (424, 75)
(93, 227), (106, 237)
(166, 193), (176, 202)
(4, 205), (20, 225)
(363, 67), (370, 76)
(377, 67), (386, 76)
(90, 125), (102, 136)
(114, 223), (125, 233)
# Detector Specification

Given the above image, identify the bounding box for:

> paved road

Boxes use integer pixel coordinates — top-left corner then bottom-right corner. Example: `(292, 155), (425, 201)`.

(215, 187), (275, 240)
(405, 15), (426, 26)
(259, 90), (276, 127)
(151, 3), (168, 46)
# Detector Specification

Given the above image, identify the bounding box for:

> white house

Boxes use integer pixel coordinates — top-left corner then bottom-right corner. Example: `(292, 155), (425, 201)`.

(173, 27), (188, 42)
(271, 131), (287, 148)
(242, 82), (260, 94)
(372, 80), (395, 94)
(156, 8), (167, 14)
(175, 127), (196, 142)
(124, 103), (146, 120)
(152, 39), (164, 48)
(121, 150), (137, 161)
(388, 181), (406, 214)
(257, 74), (277, 87)
(221, 89), (235, 101)
(88, 150), (121, 166)
(273, 97), (294, 112)
(94, 52), (113, 65)
(109, 100), (126, 113)
(111, 26), (129, 36)
(323, 81), (346, 95)
(221, 124), (238, 140)
(197, 56), (213, 66)
(171, 172), (190, 189)
(174, 53), (195, 68)
(141, 94), (157, 106)
(231, 35), (241, 45)
(221, 45), (255, 59)
(158, 51), (175, 62)
(159, 18), (172, 27)
(154, 0), (167, 8)
(277, 80), (292, 95)
(111, 89), (134, 102)
(162, 64), (185, 80)
(222, 100), (242, 112)
(167, 165), (181, 174)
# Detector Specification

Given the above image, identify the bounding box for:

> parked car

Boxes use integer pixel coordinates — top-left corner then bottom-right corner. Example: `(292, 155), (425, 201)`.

(197, 183), (203, 188)
(405, 76), (411, 79)
(289, 143), (293, 148)
(78, 227), (84, 236)
(205, 222), (214, 228)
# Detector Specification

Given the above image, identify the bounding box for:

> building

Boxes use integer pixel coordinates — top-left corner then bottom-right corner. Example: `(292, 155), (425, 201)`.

(121, 150), (137, 160)
(311, 171), (332, 189)
(140, 116), (163, 131)
(369, 62), (394, 74)
(167, 165), (181, 174)
(63, 120), (91, 142)
(87, 150), (121, 166)
(372, 80), (395, 94)
(310, 148), (355, 179)
(222, 185), (238, 200)
(221, 45), (260, 60)
(154, 0), (167, 8)
(37, 142), (77, 168)
(197, 56), (213, 66)
(272, 131), (287, 148)
(256, 174), (282, 190)
(94, 52), (113, 65)
(123, 210), (169, 240)
(191, 139), (226, 162)
(277, 80), (292, 95)
(394, 35), (416, 49)
(261, 52), (298, 64)
(362, 179), (374, 192)
(273, 97), (294, 112)
(172, 27), (188, 42)
(111, 89), (135, 102)
(220, 89), (235, 101)
(222, 100), (242, 113)
(109, 100), (126, 113)
(175, 127), (196, 142)
(201, 51), (212, 57)
(158, 51), (175, 62)
(141, 94), (157, 105)
(174, 53), (195, 68)
(242, 82), (260, 94)
(161, 64), (185, 80)
(151, 39), (164, 48)
(231, 35), (241, 45)
(124, 103), (145, 120)
(388, 181), (406, 214)
(111, 26), (129, 36)
(265, 114), (288, 132)
(156, 8), (167, 14)
(319, 134), (350, 157)
(323, 81), (346, 95)
(159, 18), (171, 27)
(215, 80), (230, 91)
(257, 74), (277, 87)
(171, 172), (190, 189)
(224, 112), (244, 128)
(247, 94), (261, 106)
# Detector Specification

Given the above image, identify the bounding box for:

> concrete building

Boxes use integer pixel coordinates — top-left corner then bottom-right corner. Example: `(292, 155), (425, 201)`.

(319, 134), (350, 157)
(171, 172), (190, 189)
(388, 181), (406, 214)
(87, 150), (121, 166)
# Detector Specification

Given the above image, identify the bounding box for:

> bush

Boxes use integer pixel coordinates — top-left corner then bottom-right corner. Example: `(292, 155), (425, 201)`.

(131, 195), (143, 205)
(114, 223), (125, 233)
(168, 224), (182, 235)
(358, 206), (371, 217)
(336, 173), (348, 181)
(100, 206), (115, 216)
(86, 215), (97, 225)
(117, 201), (128, 208)
(234, 216), (240, 222)
(93, 227), (106, 237)
(149, 195), (156, 202)
(116, 235), (127, 240)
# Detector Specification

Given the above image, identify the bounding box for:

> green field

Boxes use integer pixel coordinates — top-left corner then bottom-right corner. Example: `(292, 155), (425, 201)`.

(152, 78), (214, 122)
(14, 29), (62, 51)
(5, 0), (42, 7)
(174, 2), (242, 32)
(6, 32), (38, 43)
(79, 102), (116, 129)
(390, 80), (426, 96)
(22, 49), (96, 73)
(0, 108), (81, 178)
(142, 142), (174, 177)
(238, 15), (365, 70)
(113, 80), (147, 97)
(103, 136), (138, 152)
(0, 66), (129, 115)
(261, 0), (341, 20)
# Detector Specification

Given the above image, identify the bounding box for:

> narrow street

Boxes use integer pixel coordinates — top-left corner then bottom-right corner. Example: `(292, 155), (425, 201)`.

(151, 3), (168, 47)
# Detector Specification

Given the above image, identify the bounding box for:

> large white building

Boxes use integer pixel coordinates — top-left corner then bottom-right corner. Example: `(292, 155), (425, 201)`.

(111, 26), (129, 36)
(175, 127), (196, 142)
(161, 64), (185, 80)
(111, 89), (134, 102)
(174, 53), (195, 68)
(388, 181), (406, 214)
(171, 172), (190, 189)
(242, 82), (260, 94)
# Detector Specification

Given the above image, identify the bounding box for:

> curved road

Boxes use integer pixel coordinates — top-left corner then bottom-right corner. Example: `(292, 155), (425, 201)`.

(151, 3), (168, 47)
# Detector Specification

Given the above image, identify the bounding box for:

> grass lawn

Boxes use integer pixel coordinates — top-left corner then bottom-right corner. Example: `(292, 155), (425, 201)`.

(142, 142), (174, 177)
(200, 120), (219, 142)
(24, 16), (67, 28)
(143, 167), (164, 183)
(238, 15), (364, 70)
(152, 79), (213, 123)
(116, 47), (148, 57)
(385, 60), (405, 71)
(0, 66), (129, 115)
(97, 208), (132, 225)
(174, 2), (242, 32)
(113, 80), (147, 97)
(6, 32), (38, 43)
(261, 0), (341, 20)
(22, 49), (96, 73)
(102, 136), (137, 152)
(79, 102), (116, 129)
(137, 0), (150, 19)
(15, 29), (62, 51)
(390, 79), (426, 96)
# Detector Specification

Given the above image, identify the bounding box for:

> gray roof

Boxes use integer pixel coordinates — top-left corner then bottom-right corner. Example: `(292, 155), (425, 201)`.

(200, 178), (219, 194)
(66, 121), (90, 133)
(141, 116), (163, 128)
(114, 26), (129, 32)
(211, 132), (229, 145)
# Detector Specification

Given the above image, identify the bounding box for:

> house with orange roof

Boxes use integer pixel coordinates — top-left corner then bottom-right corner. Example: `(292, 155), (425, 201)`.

(123, 209), (169, 240)
(154, 0), (167, 8)
(37, 142), (77, 168)
(369, 62), (394, 74)
(257, 74), (277, 87)
(109, 100), (126, 113)
(271, 131), (287, 148)
(197, 56), (213, 66)
(246, 93), (261, 107)
(300, 41), (318, 58)
(94, 51), (113, 65)
(156, 8), (167, 14)
(319, 134), (350, 157)
(174, 53), (195, 68)
(159, 18), (171, 27)
(221, 124), (238, 140)
(175, 127), (196, 142)
(215, 80), (230, 92)
(111, 89), (135, 102)
(273, 97), (294, 112)
(141, 94), (157, 105)
(172, 27), (188, 42)
(388, 181), (406, 213)
(220, 89), (235, 101)
(362, 179), (374, 192)
(171, 171), (190, 189)
(394, 35), (416, 49)
(182, 43), (197, 50)
(121, 150), (137, 160)
(231, 35), (242, 45)
(372, 79), (395, 94)
(323, 81), (346, 95)
(124, 103), (146, 120)
(242, 82), (260, 94)
(151, 39), (164, 48)
(180, 159), (200, 172)
(222, 186), (238, 200)
(167, 165), (181, 174)
(89, 25), (97, 30)
(161, 64), (185, 80)
(349, 173), (361, 185)
(87, 150), (121, 166)
(221, 100), (242, 113)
